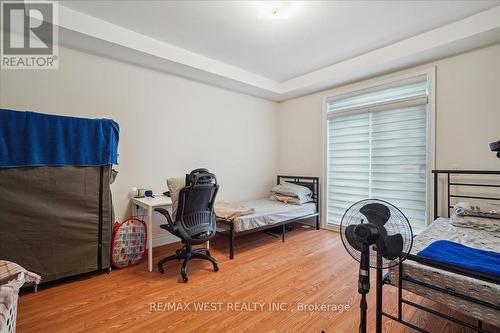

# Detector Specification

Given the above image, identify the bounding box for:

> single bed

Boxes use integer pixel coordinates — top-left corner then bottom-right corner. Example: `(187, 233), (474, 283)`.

(216, 175), (320, 259)
(388, 217), (500, 327)
(379, 170), (500, 333)
(219, 199), (317, 233)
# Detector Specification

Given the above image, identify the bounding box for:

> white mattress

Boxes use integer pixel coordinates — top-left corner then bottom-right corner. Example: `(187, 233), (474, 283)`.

(388, 217), (500, 327)
(221, 198), (316, 233)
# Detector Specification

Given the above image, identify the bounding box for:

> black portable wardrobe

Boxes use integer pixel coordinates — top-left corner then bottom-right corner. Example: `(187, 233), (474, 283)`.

(0, 109), (119, 283)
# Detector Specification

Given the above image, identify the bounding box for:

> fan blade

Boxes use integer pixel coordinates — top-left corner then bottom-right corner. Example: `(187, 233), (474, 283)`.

(344, 224), (363, 252)
(378, 233), (404, 260)
(359, 203), (391, 227)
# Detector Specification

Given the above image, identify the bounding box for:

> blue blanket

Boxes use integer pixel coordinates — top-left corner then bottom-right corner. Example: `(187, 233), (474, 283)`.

(0, 109), (119, 167)
(417, 240), (500, 277)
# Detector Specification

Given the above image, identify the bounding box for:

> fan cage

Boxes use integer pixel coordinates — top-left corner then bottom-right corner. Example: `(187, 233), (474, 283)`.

(340, 199), (413, 269)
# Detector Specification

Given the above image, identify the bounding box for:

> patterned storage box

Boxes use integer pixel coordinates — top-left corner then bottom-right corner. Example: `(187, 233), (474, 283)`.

(0, 272), (25, 333)
(111, 218), (147, 268)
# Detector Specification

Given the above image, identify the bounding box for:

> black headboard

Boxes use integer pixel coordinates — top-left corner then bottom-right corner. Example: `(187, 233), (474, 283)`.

(432, 170), (500, 219)
(276, 175), (320, 214)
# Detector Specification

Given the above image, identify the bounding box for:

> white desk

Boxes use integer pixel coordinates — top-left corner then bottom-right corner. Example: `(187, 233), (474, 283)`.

(131, 195), (173, 272)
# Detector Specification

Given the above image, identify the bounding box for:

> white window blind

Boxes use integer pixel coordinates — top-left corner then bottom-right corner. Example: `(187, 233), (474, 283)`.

(327, 78), (429, 231)
(327, 79), (428, 113)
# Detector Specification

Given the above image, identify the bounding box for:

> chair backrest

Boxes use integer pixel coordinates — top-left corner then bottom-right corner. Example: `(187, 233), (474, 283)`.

(175, 169), (219, 244)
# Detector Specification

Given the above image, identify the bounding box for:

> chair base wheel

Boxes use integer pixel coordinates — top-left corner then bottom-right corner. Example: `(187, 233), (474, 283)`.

(157, 245), (219, 282)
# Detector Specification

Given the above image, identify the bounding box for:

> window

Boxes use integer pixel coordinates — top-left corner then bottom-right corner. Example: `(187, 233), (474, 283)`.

(326, 73), (434, 232)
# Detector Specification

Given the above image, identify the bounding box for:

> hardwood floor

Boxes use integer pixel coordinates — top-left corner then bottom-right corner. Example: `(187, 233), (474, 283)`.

(17, 222), (499, 333)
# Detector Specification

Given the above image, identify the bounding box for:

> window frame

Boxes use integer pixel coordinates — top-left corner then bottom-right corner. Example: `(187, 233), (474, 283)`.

(321, 67), (436, 231)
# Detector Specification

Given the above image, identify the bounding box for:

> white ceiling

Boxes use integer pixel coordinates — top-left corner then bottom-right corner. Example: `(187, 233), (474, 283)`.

(62, 0), (499, 82)
(53, 1), (500, 101)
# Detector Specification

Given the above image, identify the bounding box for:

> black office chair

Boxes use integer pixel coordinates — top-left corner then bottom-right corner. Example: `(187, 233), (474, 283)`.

(154, 169), (219, 282)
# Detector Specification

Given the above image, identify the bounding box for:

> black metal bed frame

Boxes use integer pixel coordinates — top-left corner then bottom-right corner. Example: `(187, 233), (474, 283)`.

(376, 169), (500, 333)
(216, 175), (320, 259)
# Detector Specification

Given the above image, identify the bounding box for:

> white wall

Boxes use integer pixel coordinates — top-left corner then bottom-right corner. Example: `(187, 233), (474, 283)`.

(2, 42), (499, 241)
(0, 45), (279, 245)
(277, 43), (500, 220)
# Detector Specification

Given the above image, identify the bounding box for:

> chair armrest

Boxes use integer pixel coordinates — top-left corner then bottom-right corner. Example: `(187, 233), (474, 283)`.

(154, 208), (174, 232)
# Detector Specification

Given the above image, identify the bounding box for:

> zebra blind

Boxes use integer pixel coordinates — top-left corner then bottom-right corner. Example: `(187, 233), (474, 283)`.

(327, 78), (429, 231)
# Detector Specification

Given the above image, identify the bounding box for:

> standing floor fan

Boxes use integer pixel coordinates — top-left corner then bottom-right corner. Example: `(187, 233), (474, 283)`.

(340, 199), (413, 333)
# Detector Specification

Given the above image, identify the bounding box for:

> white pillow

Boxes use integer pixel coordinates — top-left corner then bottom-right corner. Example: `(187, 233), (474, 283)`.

(271, 181), (312, 201)
(450, 214), (500, 232)
(453, 202), (500, 219)
(166, 177), (185, 220)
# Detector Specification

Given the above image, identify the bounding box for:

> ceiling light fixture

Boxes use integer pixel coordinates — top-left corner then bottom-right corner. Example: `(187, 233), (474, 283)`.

(256, 1), (301, 20)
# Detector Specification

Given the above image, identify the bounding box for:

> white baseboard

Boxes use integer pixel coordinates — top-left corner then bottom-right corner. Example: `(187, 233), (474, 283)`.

(152, 234), (180, 247)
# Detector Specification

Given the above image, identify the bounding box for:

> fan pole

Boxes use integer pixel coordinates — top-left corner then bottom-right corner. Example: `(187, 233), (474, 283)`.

(360, 292), (367, 333)
(358, 244), (370, 333)
(375, 252), (383, 333)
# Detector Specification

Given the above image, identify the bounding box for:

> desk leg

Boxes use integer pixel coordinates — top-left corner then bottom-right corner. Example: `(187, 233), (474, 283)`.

(147, 207), (153, 272)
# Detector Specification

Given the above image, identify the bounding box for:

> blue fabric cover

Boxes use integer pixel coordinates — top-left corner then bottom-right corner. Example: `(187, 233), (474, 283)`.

(0, 108), (119, 167)
(417, 240), (500, 277)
